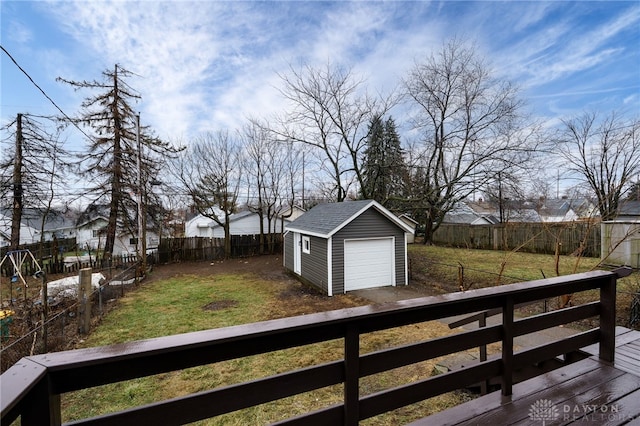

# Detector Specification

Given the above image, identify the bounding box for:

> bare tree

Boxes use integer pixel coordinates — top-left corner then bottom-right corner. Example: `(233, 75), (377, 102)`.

(172, 131), (242, 258)
(242, 120), (302, 253)
(58, 65), (178, 260)
(556, 111), (640, 220)
(0, 113), (69, 250)
(274, 62), (392, 202)
(404, 38), (537, 244)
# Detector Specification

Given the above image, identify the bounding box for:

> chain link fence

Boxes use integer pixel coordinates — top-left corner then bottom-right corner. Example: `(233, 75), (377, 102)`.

(0, 263), (142, 373)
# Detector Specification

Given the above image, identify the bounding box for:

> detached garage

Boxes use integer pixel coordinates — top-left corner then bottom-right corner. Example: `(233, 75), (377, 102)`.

(283, 200), (414, 295)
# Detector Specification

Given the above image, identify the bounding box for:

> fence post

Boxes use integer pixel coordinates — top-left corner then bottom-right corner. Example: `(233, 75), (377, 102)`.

(457, 263), (464, 291)
(78, 268), (92, 335)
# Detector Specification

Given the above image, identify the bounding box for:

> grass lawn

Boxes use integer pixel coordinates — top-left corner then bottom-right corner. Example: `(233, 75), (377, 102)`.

(409, 245), (639, 328)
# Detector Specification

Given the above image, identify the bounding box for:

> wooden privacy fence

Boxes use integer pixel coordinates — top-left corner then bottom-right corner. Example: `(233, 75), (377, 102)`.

(0, 269), (628, 426)
(158, 234), (283, 263)
(0, 252), (140, 277)
(432, 222), (601, 257)
(0, 238), (76, 262)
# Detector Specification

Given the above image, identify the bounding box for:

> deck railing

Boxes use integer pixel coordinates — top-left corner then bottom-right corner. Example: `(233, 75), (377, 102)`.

(0, 269), (630, 425)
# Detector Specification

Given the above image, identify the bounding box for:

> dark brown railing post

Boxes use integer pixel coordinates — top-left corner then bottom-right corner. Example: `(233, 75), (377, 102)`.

(16, 362), (61, 426)
(501, 297), (514, 396)
(599, 274), (617, 363)
(344, 324), (360, 425)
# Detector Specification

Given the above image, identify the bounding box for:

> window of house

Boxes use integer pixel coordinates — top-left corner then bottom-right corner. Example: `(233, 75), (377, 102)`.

(302, 236), (311, 254)
(129, 237), (138, 245)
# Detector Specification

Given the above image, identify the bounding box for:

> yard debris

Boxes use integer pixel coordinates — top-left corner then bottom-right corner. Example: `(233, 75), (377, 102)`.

(39, 273), (105, 304)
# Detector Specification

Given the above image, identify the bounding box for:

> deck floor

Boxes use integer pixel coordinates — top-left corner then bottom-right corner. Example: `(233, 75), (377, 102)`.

(409, 327), (640, 426)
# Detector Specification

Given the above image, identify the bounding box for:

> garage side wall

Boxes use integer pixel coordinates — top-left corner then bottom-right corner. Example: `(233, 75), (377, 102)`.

(283, 231), (294, 271)
(300, 235), (329, 293)
(332, 209), (406, 294)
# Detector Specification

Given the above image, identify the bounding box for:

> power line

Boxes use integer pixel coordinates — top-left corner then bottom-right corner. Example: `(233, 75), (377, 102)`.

(0, 44), (94, 143)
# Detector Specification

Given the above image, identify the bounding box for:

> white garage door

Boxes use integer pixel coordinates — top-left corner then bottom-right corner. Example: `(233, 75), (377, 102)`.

(344, 238), (394, 291)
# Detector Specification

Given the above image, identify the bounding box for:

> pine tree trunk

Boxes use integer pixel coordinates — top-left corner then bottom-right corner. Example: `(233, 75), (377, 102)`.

(10, 114), (24, 250)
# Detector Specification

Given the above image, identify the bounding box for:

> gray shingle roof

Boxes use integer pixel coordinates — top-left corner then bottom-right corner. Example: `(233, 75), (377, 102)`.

(286, 200), (374, 236)
(286, 200), (414, 237)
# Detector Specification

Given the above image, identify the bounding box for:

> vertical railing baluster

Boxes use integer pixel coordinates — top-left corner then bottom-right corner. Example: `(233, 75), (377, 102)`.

(344, 324), (360, 426)
(478, 312), (488, 395)
(501, 297), (514, 396)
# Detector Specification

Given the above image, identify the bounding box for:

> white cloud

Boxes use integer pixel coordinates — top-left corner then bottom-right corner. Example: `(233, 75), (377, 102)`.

(16, 0), (636, 148)
(7, 20), (33, 44)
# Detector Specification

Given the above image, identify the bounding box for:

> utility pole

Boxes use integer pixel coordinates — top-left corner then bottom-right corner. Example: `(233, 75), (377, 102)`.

(136, 113), (147, 273)
(11, 113), (24, 250)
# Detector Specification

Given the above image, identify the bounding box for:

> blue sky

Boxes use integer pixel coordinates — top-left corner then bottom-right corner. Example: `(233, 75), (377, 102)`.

(1, 1), (639, 153)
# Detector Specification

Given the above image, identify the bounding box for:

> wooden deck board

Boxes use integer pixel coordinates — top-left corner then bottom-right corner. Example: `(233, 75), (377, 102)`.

(407, 329), (640, 426)
(455, 362), (625, 425)
(407, 359), (602, 426)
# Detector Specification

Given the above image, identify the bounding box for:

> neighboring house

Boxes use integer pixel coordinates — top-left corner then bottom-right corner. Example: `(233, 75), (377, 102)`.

(280, 205), (306, 222)
(283, 200), (414, 296)
(443, 202), (499, 225)
(113, 229), (161, 255)
(0, 212), (40, 247)
(75, 204), (159, 255)
(398, 213), (418, 243)
(0, 207), (76, 245)
(185, 210), (289, 238)
(537, 198), (597, 222)
(538, 199), (579, 223)
(75, 216), (109, 251)
(601, 200), (640, 268)
(464, 200), (542, 223)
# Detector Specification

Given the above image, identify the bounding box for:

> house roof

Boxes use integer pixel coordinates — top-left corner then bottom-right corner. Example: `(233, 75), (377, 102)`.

(0, 207), (77, 231)
(285, 200), (414, 238)
(618, 200), (640, 217)
(398, 213), (418, 226)
(208, 210), (254, 228)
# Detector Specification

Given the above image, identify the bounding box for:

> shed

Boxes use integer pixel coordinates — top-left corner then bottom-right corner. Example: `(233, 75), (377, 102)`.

(601, 201), (640, 268)
(283, 200), (414, 295)
(398, 214), (418, 244)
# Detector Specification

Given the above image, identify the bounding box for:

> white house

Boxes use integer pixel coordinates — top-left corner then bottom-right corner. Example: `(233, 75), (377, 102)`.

(112, 229), (161, 255)
(75, 216), (109, 251)
(185, 210), (289, 238)
(443, 202), (500, 225)
(0, 212), (41, 246)
(538, 198), (596, 223)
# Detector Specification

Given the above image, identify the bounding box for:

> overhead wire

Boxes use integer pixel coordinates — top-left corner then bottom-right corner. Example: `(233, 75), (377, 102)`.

(0, 44), (95, 144)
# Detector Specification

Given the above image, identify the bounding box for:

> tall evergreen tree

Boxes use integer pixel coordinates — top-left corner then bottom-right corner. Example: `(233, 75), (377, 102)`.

(361, 115), (407, 209)
(58, 65), (178, 260)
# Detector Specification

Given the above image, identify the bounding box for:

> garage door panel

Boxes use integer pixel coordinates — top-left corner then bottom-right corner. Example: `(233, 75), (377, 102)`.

(344, 238), (394, 291)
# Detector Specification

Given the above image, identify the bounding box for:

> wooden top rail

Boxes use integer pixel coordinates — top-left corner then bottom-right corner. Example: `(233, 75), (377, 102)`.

(1, 269), (629, 426)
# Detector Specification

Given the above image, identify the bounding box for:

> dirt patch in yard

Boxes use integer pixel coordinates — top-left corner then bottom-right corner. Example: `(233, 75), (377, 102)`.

(202, 300), (239, 311)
